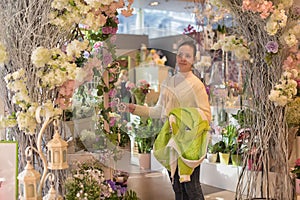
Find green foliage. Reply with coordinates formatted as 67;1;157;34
214;141;229;153
123;190;141;200
134;118;162;153
207;143;220;154
231;108;253;128
222;124;238;148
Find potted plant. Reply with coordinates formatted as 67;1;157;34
133;118;161;169
229;143;244;166
218;125;238;165
215;140;230;165
207;143;219;163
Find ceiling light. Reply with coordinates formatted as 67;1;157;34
149;1;160;6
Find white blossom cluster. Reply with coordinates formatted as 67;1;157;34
212;35;251;61
268;69;298;106
31;39;89;89
265;8;287;36
49;0;133;31
71;168;113;199
281;23;300;47
2;65;63;134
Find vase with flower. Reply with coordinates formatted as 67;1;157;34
129;79;151;105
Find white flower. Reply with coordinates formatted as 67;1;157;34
16;110;37;135
266;21;279;36
31;47;52;68
66;39;89;58
283;33;298;47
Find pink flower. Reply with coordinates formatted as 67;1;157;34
125;82;135;90
109;117;117;127
108;89;117;97
94;41;103;49
103;53;113;66
296;158;300;167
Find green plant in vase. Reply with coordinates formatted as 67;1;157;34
229;143;245;166
207;143;220;163
130;79;151;105
133;117;162;154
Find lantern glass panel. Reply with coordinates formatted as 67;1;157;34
20;183;24;197
48;150;51;163
54;151;59;163
63;150;66;162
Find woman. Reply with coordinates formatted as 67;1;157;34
127;41;211;200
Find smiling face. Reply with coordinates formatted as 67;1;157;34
176;44;196;73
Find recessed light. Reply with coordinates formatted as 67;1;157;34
149;1;160;6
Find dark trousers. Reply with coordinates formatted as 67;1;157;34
169;165;205;200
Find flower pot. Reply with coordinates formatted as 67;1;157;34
219;152;230;165
296;178;300;195
231;154;242;166
207;153;218;163
138;153;151;170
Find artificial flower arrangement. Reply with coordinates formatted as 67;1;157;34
234;0;300;107
65;160;139;200
212;35;251;61
268;47;300;106
126;79;150;105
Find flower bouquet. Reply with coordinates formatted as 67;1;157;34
128;80;150;105
65;161;139;200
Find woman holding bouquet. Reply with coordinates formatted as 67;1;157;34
127;40;211;200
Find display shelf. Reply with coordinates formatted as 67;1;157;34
200;160;242;192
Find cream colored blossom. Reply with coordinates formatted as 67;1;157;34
268;90;288;106
31;47;52;68
281;0;293;8
284;33;298;47
16;109;37;135
266;8;287;35
51;0;70;10
66;40;89;58
266;21;279;35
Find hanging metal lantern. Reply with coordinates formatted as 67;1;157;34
43;173;63;200
47;120;68;170
18;147;41;200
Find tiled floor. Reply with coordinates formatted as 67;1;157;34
114;150;235;200
127;170;235;200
